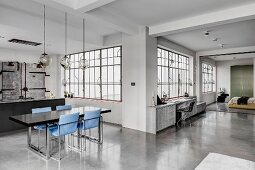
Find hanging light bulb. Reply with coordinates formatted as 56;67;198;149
60;12;71;70
39;4;51;68
60;55;70;70
79;55;89;70
39;53;52;67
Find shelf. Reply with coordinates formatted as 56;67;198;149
29;72;46;74
1;89;15;91
0;70;15;75
28;88;46;90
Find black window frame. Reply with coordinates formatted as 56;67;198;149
65;46;122;102
157;47;191;99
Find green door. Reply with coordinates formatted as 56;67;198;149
231;65;253;98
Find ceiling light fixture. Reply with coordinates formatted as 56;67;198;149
204;30;210;37
220;44;224;48
0;36;5;39
212;38;218;42
39;4;52;68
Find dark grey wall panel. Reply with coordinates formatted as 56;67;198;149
0;98;65;133
0;62;47;100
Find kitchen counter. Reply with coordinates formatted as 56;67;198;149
0;98;65;104
0;98;65;133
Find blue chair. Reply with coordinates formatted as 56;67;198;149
56;104;72;111
49;112;80;160
32;107;52;151
78;109;102;150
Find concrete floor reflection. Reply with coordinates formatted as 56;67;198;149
0;111;254;170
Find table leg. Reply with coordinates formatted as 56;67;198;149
27;127;31;147
46;125;50;159
98;116;103;144
77;129;80;149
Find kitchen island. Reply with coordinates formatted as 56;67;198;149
0;98;65;133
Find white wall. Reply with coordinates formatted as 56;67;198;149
157;37;196;57
217;58;254;101
122;27;147;132
0;47;61;97
66;98;122;124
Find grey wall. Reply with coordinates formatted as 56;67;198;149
0;62;46;100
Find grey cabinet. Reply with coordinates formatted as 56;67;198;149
156;104;176;132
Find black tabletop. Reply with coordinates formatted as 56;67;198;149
9;106;111;127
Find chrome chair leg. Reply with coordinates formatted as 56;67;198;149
58;136;61;160
101;116;103;144
84;130;86;151
80;131;82;152
38;130;40;150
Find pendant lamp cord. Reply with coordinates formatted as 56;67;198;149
65;12;67;56
83;18;85;58
43;4;46;55
82;18;85;98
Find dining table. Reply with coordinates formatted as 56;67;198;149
9;106;111;159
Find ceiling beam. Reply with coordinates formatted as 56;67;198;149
31;0;138;35
149;3;255;37
76;0;118;12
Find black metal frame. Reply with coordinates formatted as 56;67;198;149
157;47;191;99
202;62;216;93
66;46;122;101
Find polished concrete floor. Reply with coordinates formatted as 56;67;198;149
0;111;255;170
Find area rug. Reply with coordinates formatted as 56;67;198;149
195;153;255;170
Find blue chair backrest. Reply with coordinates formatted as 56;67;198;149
32;107;52;115
56;104;72;111
83;109;101;130
58;112;80;136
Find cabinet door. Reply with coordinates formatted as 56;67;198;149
231;65;253;98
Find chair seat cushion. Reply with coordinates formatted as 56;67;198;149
49;124;77;137
78;122;98;130
34;123;57;130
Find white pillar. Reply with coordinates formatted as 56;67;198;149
122;27;157;132
253;58;255;97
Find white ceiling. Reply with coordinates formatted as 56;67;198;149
0;0;119;55
164;20;255;52
1;0;255;55
89;0;255;26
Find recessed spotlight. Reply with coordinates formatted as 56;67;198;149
212;38;218;42
204;30;210;37
219;44;224;48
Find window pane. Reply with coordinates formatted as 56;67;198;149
114;65;121;83
102;85;107;100
102;67;107;83
108;66;114;84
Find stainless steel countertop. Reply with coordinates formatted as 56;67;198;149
0;98;65;104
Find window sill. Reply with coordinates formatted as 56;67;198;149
202;92;216;94
65;97;122;103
